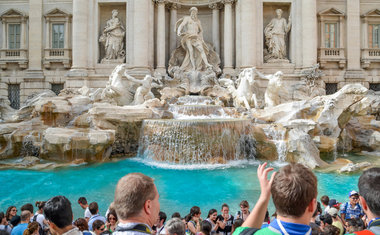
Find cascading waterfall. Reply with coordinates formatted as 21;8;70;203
262;125;287;161
138;96;257;164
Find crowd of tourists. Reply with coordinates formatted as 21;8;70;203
1;163;379;235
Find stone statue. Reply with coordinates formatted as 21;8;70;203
264;9;291;62
99;9;126;63
255;70;286;107
101;64;133;105
124;73;160;105
176;7;212;71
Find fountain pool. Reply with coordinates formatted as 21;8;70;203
0;155;365;219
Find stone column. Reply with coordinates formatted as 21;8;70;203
169;3;178;54
64;17;69;49
28;0;43;71
45;19;50;49
21;17;27;49
238;0;255;68
339;16;344;48
223;0;235;75
155;0;166;74
209;3;221;55
345;0;363;78
70;0;88;72
2;19;6;49
363;18;368;48
302;0;317;67
320;19;325;48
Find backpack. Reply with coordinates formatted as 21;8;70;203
238;228;259;235
33;214;45;235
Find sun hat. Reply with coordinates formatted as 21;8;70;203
327;207;338;217
349;190;359;197
328;199;337;207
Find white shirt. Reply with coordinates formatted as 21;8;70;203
85;207;92;219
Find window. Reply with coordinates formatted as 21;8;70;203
8;84;20;109
369;83;380;91
326;83;338;95
369;24;380;48
325;23;338;48
8;24;21;49
52;23;64;48
51;83;64;95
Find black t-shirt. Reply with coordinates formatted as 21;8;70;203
216;215;234;235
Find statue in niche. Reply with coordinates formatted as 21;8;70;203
124;73;162;105
99;9;126;63
176;7;212;71
264;9;291;63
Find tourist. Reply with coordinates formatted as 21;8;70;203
321;224;340;235
327;208;344;235
355;167;380;234
112;173;160;235
88;202;106;231
340;190;364;224
156;212;167;235
320;195;330;215
20;205;33;215
199;221;211;235
171;213;181;219
260;211;270;229
231;219;242;234
165;218;185;235
74;218;92;235
216;204;234;235
5;207;17;225
233;163;317;235
0;212;12;234
205;209;219;235
319;214;333;232
309;205;320;232
32;201;48;235
106;210;118;233
93;220;106;235
11;211;30;235
78;197;92;222
186;207;201;235
235;201;250;222
44;195;81;235
22;222;39;235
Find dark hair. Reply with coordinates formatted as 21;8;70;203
107;210;118;223
347;218;364;231
358;167;380;216
311;225;321;235
233;218;243;228
35;201;46;210
0;230;8;235
264;210;270;223
0;212;4;220
271;163;317;217
23;221;39;235
92;220;105;231
74;218;89;231
171;212;181;218
44;195;73;229
312;202;321;217
5;206;16;220
200;220;211;235
221;203;229;210
320;195;329;206
10;215;21;227
239;200;249;208
207;209;217;220
319;214;332;225
89;202;99;215
21;204;33;214
78;197;88;205
159;211;167;223
321;224;339;235
190;206;201;217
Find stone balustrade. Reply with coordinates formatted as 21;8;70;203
361;48;380;69
318;48;346;69
43;48;72;69
0;49;28;70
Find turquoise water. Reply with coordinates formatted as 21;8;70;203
0;157;363;219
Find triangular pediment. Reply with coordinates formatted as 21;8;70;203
1;8;26;18
318;7;345;16
362;9;380;17
45;8;71;17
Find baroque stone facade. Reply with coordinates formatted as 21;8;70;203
0;0;379;106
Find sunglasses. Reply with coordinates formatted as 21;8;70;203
11;209;17;212
109;217;116;221
351;197;359;200
99;226;105;231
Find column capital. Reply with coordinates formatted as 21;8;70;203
154;0;167;5
209;3;222;10
170;3;180;10
221;0;236;5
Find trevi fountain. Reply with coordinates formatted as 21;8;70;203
0;5;379;217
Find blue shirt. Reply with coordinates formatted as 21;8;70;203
11;223;28;235
88;214;107;231
340;202;364;219
268;219;311;235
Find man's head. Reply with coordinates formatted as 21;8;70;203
189;7;198;19
92;220;105;235
327;207;338;219
239;200;249;214
271;163;318;219
275;9;283;18
348;190;360;206
320;195;329;207
78;197;88;209
114;173;159;227
21;203;33;214
157;211;167;227
20;210;31;223
44;196;73;230
165;218;185;235
89;202;99;215
319;214;332;229
358;167;380;217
